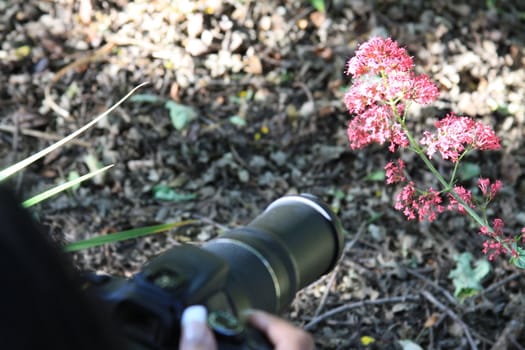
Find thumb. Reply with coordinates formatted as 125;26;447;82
179;305;217;350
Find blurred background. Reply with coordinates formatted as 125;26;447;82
1;0;525;348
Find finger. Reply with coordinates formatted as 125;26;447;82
179;305;217;350
246;310;314;350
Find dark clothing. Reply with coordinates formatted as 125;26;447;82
0;186;121;349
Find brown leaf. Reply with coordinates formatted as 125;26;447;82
424;313;441;328
170;82;180;102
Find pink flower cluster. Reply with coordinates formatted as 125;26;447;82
420;113;501;162
344;37;524;264
345;37;439;152
478;177;502;201
479;219;517;261
394;182;444;222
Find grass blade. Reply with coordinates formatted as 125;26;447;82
22;164;114;208
0;82;148;182
64;220;198;252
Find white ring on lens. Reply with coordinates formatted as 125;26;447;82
211;238;282;311
264;195;332;221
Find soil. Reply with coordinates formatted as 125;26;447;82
1;0;525;349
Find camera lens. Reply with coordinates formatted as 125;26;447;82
203;194;344;314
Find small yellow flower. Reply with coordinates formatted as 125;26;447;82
360;335;376;346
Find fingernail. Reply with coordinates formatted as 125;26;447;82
181;305;208;342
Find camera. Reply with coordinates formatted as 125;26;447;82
85;194;344;349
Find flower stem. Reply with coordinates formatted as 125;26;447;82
392;106;488;230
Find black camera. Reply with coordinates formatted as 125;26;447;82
85;194;344;349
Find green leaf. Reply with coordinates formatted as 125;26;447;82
458;162;481;181
129;93;164;104
309;0;326;12
165;101;197;131
448;252;491;301
22;165;114;208
64;220;197;252
509;245;525;269
363;170;385;182
229;115;247;127
67;171;81;191
367;211;384;224
153;185;197;202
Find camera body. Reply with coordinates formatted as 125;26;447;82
85;195;344;350
86;245;272;349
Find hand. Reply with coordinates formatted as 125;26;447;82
245;310;314;350
178;306;314;350
179;305;217;350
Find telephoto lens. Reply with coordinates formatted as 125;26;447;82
203;194;344;314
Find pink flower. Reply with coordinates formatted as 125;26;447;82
395;182;417;220
482;240;505;261
478;218;517;261
346;105;408;151
344;38;439;153
394;182;444;222
478;178;502;200
342;37;525;266
416;188;444;222
344;77;383;114
346;37;413;78
419;113;501;162
447;186;474;214
410;75;440;104
385;159;406;184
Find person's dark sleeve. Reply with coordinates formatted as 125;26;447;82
0;185;123;349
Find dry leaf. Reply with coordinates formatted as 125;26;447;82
423;313;440;328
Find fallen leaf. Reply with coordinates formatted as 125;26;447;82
165;101;197;131
448;252;490;301
423;313;440;328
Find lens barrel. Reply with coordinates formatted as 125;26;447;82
203;194;344;314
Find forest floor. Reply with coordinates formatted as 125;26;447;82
1;0;525;349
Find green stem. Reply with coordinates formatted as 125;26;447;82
381;76;518;257
388;101;488;229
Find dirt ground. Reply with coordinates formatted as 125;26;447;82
1;0;525;349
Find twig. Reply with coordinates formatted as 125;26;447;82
304;295;420;330
44;42;115;119
481;271;523;296
509;336;525;350
490;294;525;350
491;319;525;350
312;222;366;318
192;215;229;232
0;125;91;147
420;290;478;350
407;268;459;307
